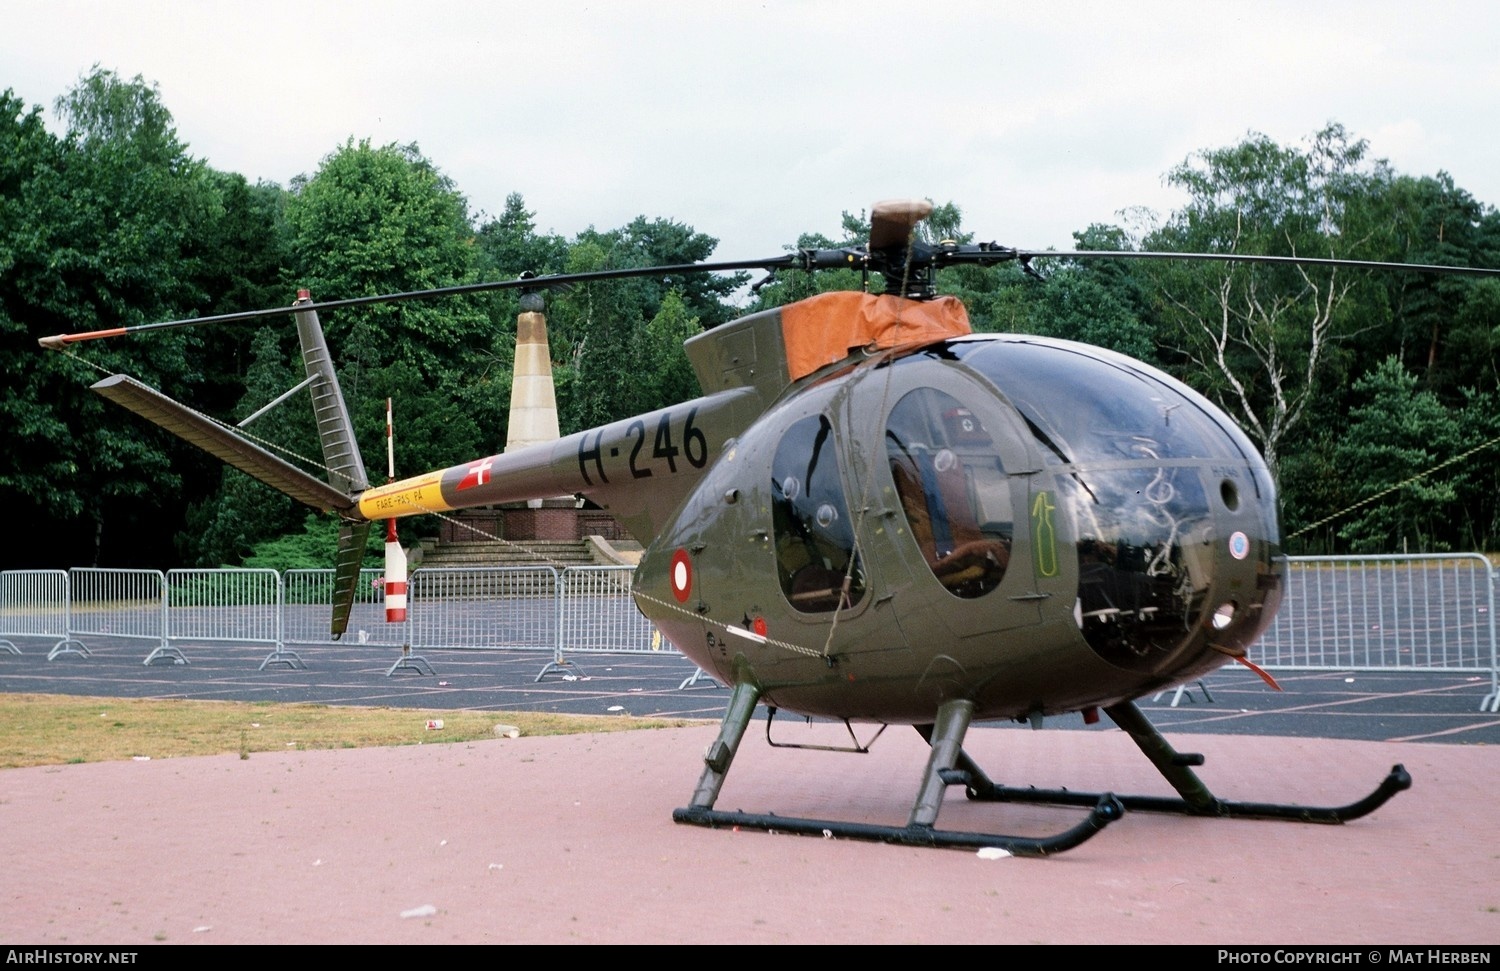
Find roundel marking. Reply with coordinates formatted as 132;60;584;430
1228;531;1250;560
670;549;692;602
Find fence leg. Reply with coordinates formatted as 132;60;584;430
259;645;306;671
387;643;434;677
1151;679;1212;707
679;666;725;690
47;638;91;661
535;656;586;682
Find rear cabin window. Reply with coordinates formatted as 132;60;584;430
772;414;866;613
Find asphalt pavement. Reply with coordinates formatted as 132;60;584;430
2;632;1498;745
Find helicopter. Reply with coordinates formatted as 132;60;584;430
42;198;1494;855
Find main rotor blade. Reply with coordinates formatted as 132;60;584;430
1009;249;1500;278
37;256;799;348
36;231;1500;352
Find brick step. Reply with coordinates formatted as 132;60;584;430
415;539;599;570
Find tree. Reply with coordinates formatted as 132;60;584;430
634;290;703;406
1452;387;1500;551
477;192;569;279
1375;173;1500;396
0;88;74;559
1024;269;1158;361
474;192;569;330
179;326;315;566
0;71;252;567
1142;124;1393;481
547;216;738;431
744;204;925;312
1332;357;1463;552
281;139;498;477
614;215;743;328
549;234;654;430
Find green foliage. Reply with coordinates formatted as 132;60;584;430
549;217;735;430
636;290;703;404
1374;173;1500;397
284;139;487;364
1333;357;1463;552
282;139;499;479
1142;124;1394;479
0;70;267;567
746;218;880;311
179;327;312;566
478;193;569;276
1453;387;1500;550
240;513;379;571
1023;270;1158;361
474;192;569;326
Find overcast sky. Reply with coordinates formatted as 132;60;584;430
6;1;1498;266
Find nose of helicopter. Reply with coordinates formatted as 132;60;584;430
956;336;1286;684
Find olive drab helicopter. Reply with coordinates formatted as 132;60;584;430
41;199;1496;855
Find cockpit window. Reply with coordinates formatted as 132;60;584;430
958;340;1236;465
1059;468;1212;670
772;415;866;613
886;388;1012;598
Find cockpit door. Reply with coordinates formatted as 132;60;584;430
847;357;1048;639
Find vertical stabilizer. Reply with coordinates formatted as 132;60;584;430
293;291;369;495
292;289;371;638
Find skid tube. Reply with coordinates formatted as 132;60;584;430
672;684;1124;856
950;700;1411;824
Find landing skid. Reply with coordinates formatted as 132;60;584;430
672;688;1411;855
953;700;1411;824
672;683;1123;856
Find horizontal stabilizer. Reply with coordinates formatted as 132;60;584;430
92;374;356;514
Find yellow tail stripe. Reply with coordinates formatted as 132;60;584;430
358;473;452;519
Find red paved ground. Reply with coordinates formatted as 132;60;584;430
2;724;1496;944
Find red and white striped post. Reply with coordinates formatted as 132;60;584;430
383;397;407;622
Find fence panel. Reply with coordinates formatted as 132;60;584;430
0;570;71;655
66;568;168;663
11;553;1490;700
283;568;406;647
166;568;287;668
1258;554;1496;685
408;567;559;655
559;566;655;654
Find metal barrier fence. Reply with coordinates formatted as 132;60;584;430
283;567;401;649
166;568;287;670
1259;554;1496;671
8;556;1496;706
67;567;168;663
408;567;561;679
1258;553;1499;713
552;565;663;681
280;566;646;681
558;566;655;654
0;570;71;656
